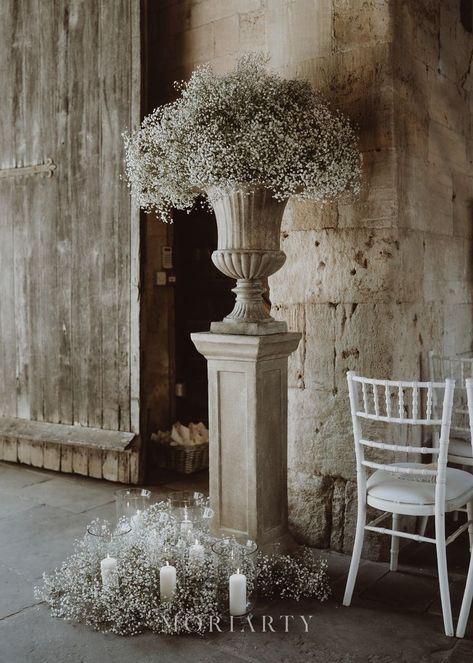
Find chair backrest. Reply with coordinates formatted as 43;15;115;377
428;351;473;440
347;371;455;497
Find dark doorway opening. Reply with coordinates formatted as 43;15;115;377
173;207;233;426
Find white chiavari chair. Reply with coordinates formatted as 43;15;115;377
343;372;473;637
429;351;473;468
456;377;473;638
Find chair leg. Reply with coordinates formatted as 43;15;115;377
467;501;473;552
418;515;429;537
343;502;366;607
390;513;400;572
435;512;454;637
456;543;473;638
453;510;459;523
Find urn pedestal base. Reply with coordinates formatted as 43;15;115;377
191;331;301;553
210;251;287;335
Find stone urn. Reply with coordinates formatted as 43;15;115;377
207;186;288;335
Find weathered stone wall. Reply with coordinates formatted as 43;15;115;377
394;1;473;361
153;0;473;558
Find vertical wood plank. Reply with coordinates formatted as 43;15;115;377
129;0;142;435
116;0;133;432
83;1;103;429
13;187;31;421
17;439;32;465
23;0;43;423
130;451;140;484
0;183;17;418
28;176;43;422
118;451;130;484
72;447;88;476
3;438;18;463
38;0;60;424
60;444;73;473
56;0;73;426
88;448;103;479
69;1;89;428
100;0;120;432
43;442;60;471
102;450;119;482
30;442;44;468
0;4;17;420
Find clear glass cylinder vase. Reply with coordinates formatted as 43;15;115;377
167;491;211;539
212;536;258;621
115;488;151;524
86;519;132;558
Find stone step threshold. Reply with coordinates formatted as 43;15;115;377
0;416;139;484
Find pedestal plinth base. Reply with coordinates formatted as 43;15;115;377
210;319;287;336
191;332;301;552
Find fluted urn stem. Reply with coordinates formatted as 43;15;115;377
229;278;267;322
207;186;288;335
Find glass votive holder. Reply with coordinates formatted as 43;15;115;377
212;536;258;621
86;519;132;557
167;491;207;536
115;488;151;524
167;491;204;516
174;505;214;541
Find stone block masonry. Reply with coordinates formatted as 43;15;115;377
154;0;473;560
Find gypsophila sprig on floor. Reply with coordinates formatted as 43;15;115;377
123;53;362;223
257;548;331;602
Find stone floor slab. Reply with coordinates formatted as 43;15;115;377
0;606;245;663
0;487;43;519
0;502;115;582
0;462;53;489
428;578;468;618
325;550;352;581
361;570;439;612
448;639;473;662
19;475;117;513
331;558;389;600
0;563;40;620
205;599;458;663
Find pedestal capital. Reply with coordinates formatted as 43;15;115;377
191;331;301;362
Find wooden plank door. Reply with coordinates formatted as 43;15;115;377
0;1;141;454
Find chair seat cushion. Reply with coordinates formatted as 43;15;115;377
449;436;473;459
367;463;473;507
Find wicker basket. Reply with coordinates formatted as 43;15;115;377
156;442;209;475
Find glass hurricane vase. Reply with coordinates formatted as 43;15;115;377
212;536;258;622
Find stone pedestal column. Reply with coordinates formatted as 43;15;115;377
191;331;301;552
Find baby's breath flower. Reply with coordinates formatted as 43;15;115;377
123;53;362;223
35;504;331;636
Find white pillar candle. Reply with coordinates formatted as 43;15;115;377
229;568;247;616
160;561;177;601
100;555;118;590
189;539;205;563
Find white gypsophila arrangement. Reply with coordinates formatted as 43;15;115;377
124;53;362;223
35;503;331;636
